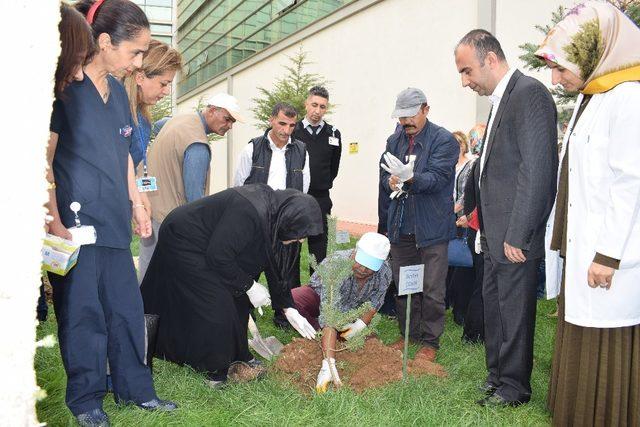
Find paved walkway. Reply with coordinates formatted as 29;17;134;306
337;220;376;238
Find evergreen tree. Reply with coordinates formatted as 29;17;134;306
310;217;380;351
251;47;330;129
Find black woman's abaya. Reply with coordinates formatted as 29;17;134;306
141;184;322;376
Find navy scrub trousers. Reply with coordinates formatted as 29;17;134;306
50;247;156;415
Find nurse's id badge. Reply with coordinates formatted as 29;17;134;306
328;136;339;146
136;176;158;192
68;225;97;245
68;202;97;245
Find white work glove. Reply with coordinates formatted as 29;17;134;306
316;358;341;393
284;307;316;339
339;319;367;340
389;185;406;200
246;281;271;315
380;152;415;182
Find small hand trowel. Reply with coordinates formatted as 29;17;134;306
247;315;284;360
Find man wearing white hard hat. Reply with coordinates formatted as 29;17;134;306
138;93;245;281
290;232;392;393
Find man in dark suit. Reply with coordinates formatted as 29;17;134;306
454;29;558;406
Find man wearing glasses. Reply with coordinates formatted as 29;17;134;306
139;93;244;281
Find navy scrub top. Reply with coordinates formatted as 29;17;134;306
51;74;133;249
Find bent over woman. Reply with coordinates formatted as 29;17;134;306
141;184;323;386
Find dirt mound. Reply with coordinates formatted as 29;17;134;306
273;337;447;393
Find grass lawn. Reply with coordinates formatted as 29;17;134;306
36;239;558;426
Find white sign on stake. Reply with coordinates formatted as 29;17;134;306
398;263;425;380
398;264;424;296
336;230;350;244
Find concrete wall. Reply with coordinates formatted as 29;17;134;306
178;0;574;225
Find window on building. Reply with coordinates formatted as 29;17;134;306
177;0;354;97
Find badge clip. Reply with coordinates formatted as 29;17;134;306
67;202;97;245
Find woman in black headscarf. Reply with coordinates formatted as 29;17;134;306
141;184;323;385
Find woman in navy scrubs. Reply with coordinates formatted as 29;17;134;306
47;1;175;425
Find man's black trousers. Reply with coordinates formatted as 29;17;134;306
482;252;540;403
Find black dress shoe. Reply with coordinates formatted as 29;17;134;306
137;398;178;411
478;381;498;395
476;393;526;408
76;408;110;427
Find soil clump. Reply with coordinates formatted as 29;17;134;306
273;337;447;393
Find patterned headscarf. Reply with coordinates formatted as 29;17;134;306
535;1;640;94
468;123;486;156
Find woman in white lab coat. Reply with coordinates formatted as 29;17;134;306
536;2;640;425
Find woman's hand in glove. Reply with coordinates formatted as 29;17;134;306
339;319;367;340
316;358;341;393
284;307;316;339
246;281;271;315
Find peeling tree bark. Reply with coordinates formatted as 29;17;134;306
0;2;60;425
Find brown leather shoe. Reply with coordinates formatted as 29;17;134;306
228;361;266;383
415;346;437;362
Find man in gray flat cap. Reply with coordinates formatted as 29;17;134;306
379;88;458;362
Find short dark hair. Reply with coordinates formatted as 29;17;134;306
271;102;297;118
308;85;329;100
76;0;149;45
456;29;506;63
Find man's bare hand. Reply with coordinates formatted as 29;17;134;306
504;242;526;263
389;175;402;191
587;262;615;290
454;203;463;214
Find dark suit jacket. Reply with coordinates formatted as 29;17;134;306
475;70;558;263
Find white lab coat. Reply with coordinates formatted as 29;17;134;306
545;82;640;328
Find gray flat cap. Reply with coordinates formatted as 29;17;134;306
391;87;428;118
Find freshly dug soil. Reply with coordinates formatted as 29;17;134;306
273;337;447;393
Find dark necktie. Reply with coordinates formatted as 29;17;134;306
309;125;319;135
407;136;415;157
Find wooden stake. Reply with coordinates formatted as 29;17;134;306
402;293;411;380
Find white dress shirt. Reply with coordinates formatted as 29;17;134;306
234;132;310;193
302;117;325;135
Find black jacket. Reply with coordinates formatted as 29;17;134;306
475;70;558;262
243;129;307;192
292;121;341;195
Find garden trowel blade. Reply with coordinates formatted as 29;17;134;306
247;315;283;360
248;336;283;360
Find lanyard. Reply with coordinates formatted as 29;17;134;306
136;119;150;177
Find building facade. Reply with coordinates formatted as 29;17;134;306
175;0;573;225
134;0;174;44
